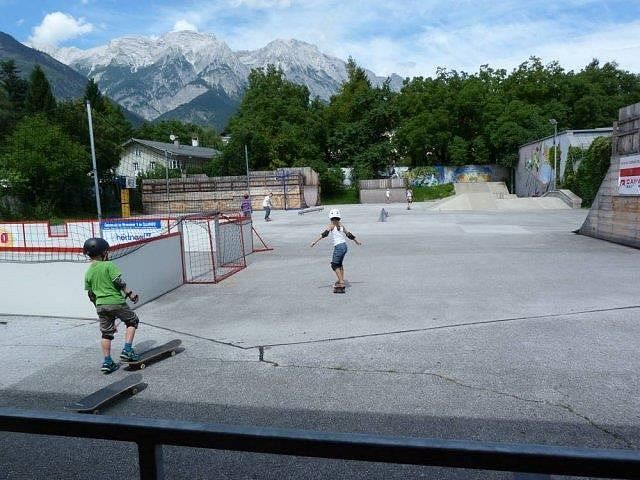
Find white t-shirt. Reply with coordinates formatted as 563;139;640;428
385;190;390;198
406;190;413;199
262;195;272;208
331;225;347;246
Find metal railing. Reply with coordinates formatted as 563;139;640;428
2;407;640;479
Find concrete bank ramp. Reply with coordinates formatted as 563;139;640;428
434;182;570;211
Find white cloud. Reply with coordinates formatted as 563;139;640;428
28;12;93;47
173;19;198;32
228;0;292;7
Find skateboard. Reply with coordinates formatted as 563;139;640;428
64;373;143;414
333;282;346;294
123;339;182;370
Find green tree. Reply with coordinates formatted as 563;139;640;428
0;59;28;111
84;78;105;112
135;119;222;149
24;65;56;116
325;59;397;179
568;60;640;129
54;100;128;177
0;114;90;217
448;136;470;165
222;65;323;175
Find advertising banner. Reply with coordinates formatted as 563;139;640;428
100;219;165;244
618;154;640;195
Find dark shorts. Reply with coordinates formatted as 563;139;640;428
97;303;139;335
331;242;348;267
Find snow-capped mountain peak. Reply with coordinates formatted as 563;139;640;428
35;31;401;126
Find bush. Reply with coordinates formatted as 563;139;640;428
411;183;455;201
573;136;611;206
323;187;359;205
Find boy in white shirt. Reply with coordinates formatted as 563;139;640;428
310;209;362;291
262;192;273;221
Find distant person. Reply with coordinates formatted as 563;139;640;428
83;238;140;374
385;189;391;203
241;194;252;218
262;192;273;221
310;209;362;292
406;188;413;209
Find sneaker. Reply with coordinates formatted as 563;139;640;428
120;348;139;362
101;359;119;374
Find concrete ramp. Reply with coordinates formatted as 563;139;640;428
433;193;497;211
434;182;570;211
496;197;570;210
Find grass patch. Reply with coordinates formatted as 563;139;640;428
321;184;454;204
322;187;359;205
411;183;455;201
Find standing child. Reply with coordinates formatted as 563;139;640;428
406;187;413;209
310;209;362;291
385;189;391;203
262;192;273;221
241;194;252;218
83;237;140;373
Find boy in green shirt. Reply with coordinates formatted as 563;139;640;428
83;237;141;373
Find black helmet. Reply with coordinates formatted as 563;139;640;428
83;237;110;257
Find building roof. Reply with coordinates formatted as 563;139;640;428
124;138;220;158
519;127;613;149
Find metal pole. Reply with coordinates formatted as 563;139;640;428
282;173;287;211
86;101;103;237
164;150;170;218
244;144;250;195
553;123;558;191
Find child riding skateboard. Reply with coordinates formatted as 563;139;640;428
83;237;141;373
310;209;362;292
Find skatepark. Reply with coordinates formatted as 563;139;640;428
3;200;640;479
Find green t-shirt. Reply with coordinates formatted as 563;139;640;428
84;260;125;306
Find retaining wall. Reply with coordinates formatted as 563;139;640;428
0;234;184;318
579;102;640;248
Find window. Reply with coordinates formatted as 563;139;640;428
133;162;139;171
171;160;181;170
134;146;141;156
150;161;156;169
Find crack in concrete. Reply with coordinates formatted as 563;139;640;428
258;346;279;366
260;354;636;449
133;304;640;351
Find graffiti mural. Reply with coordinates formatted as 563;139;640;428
406;165;509;186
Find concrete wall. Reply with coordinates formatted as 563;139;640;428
359;188;407;204
516;128;613;197
0;234;184;318
580;103;640;247
515;127;613;197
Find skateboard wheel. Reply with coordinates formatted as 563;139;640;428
139;364;146;369
170;350;176;356
131;388;138;395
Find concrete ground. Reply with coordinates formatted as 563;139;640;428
2;203;640;479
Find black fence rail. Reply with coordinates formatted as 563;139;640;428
2;407;640;480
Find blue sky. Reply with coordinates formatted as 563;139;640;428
1;0;639;77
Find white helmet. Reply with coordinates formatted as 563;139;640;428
328;209;341;219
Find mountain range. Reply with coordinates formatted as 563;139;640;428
2;30;404;131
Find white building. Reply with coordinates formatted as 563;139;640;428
117;138;221;181
516;128;613;197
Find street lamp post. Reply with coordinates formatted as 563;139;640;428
549;119;558;191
